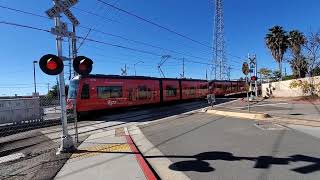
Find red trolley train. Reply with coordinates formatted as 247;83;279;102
67;74;245;114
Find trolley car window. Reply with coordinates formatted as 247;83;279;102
189;87;196;95
138;85;151;100
216;84;222;89
68;80;79;99
97;86;123;98
200;84;208;89
166;85;177;97
81;84;90;99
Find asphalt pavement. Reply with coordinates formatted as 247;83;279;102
140;112;320;180
1;99;230;180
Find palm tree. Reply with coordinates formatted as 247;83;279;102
288;30;307;78
259;68;272;82
288;30;305;56
265;26;289;80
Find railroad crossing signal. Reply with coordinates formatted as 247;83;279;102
39;54;64;75
73;56;93;76
46;0;79;26
242;62;249;75
251;76;258;81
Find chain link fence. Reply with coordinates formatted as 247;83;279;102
0;94;78;141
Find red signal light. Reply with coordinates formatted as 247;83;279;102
251;76;258;81
79;61;87;71
46;59;58;70
39;54;64;75
73;56;93;76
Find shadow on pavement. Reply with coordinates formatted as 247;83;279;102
146;151;320;174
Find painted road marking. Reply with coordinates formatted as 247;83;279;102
70;144;131;160
0;153;25;164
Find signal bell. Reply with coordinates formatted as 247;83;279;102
73;56;93;76
39;54;64;75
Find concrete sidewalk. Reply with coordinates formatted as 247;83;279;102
216;98;320;122
55;127;157;180
211;98;320;139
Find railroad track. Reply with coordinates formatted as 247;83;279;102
0;100;209;140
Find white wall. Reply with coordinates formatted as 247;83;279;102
262;76;320;98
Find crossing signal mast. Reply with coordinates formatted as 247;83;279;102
38;0;93;153
212;0;227;80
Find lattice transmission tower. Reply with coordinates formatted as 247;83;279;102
212;0;227;80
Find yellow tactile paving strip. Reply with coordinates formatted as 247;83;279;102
70;143;131;160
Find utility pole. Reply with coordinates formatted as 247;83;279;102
227;66;231;80
254;54;258;97
47;83;50;94
72;25;77;77
68;37;72;80
134;61;144;76
206;69;208;80
182;58;185;78
33;61;38;95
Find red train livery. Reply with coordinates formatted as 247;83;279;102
67;74;245;114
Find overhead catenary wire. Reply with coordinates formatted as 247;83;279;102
72;7;120;24
0;4;243;65
0;21;212;75
96;0;243;60
1;20;242;71
1;20;244;79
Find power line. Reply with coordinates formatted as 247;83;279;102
0;4;243;65
97;0;213;48
0;5;49;19
0;20;237;71
97;0;243;60
0;21;50;33
72;7;120;23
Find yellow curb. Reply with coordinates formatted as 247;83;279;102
206;109;271;120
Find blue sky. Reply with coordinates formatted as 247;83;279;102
0;0;320;96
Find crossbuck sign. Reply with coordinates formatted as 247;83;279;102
46;0;79;26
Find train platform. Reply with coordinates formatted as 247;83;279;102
54;127;157;180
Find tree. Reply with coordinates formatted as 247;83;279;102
271;70;282;81
288;30;307;78
311;66;320;76
288;30;305;57
47;84;59;99
259;68;272;82
265;26;289;80
289;56;308;78
304;32;320;76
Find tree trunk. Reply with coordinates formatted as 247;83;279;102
279;62;283;81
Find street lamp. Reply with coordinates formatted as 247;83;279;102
33;60;38;95
134;61;144;76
